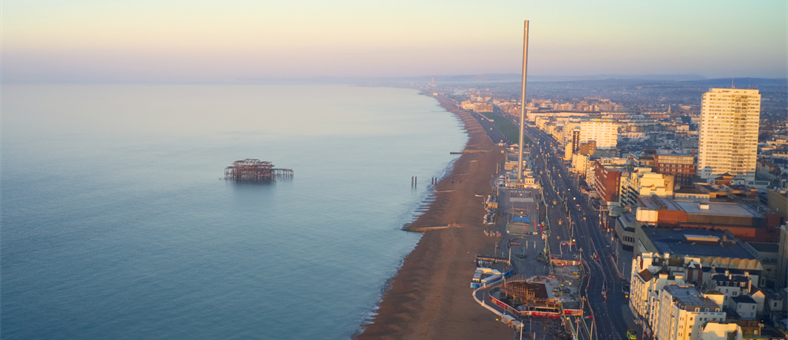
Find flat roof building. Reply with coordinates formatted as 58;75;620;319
637;227;759;262
634;227;763;286
635;196;781;242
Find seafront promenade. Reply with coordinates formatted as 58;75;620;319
357;94;595;340
355;95;512;340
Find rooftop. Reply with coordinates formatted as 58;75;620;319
638;269;653;281
712;274;750;283
638;196;764;218
703;268;745;275
664;285;723;311
674;201;762;217
748;242;780;253
675;187;706;194
618;212;637;231
731;295;757;304
642;228;757;260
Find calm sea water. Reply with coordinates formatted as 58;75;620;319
1;84;467;339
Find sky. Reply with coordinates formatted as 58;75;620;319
3;0;787;82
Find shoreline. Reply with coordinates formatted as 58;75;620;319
355;94;511;340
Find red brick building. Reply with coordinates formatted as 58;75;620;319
653;154;696;186
593;160;622;203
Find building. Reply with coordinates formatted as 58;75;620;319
635;196;782;243
564;143;573;161
655;154;696;186
580;118;618;149
730;295;757;320
560;122;581;146
710;274;752;308
767;189;788;222
700;322;743;340
571;129;581;153
616;212;638;249
571;152;589;175
778;225;788;289
474;102;493;112
674;187;711;201
697;88;761;182
633;227;763;287
630;252;687;329
579;141;597;156
619;167;675;207
748;242;781;290
656;284;726;340
594;160;623;204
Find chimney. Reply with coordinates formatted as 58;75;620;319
722;234;727;242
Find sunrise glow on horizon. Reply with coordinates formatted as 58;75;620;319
3;0;786;82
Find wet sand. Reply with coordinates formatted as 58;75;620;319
355;95;512;340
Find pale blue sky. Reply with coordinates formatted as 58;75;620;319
3;0;786;82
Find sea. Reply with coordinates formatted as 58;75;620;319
1;84;468;339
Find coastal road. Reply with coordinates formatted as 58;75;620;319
469;111;508;145
526;126;630;340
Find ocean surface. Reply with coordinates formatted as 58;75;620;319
1;84;467;339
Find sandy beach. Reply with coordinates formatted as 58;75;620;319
356;95;511;340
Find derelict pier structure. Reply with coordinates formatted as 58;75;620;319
224;159;293;182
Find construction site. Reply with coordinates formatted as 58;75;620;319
224;159;293;182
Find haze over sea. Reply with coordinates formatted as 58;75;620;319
1;84;467;339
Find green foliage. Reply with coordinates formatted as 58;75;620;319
480;112;531;145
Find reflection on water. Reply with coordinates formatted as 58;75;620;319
1;83;465;340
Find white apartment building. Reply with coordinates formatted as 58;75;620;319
730;296;757;319
709;274;751;308
697;88;760;182
656;284;726;340
580;119;618;149
619;168;675;206
629;252;687;330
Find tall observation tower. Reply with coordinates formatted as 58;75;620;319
518;20;530;182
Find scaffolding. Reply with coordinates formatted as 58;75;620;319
224;159;293;182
